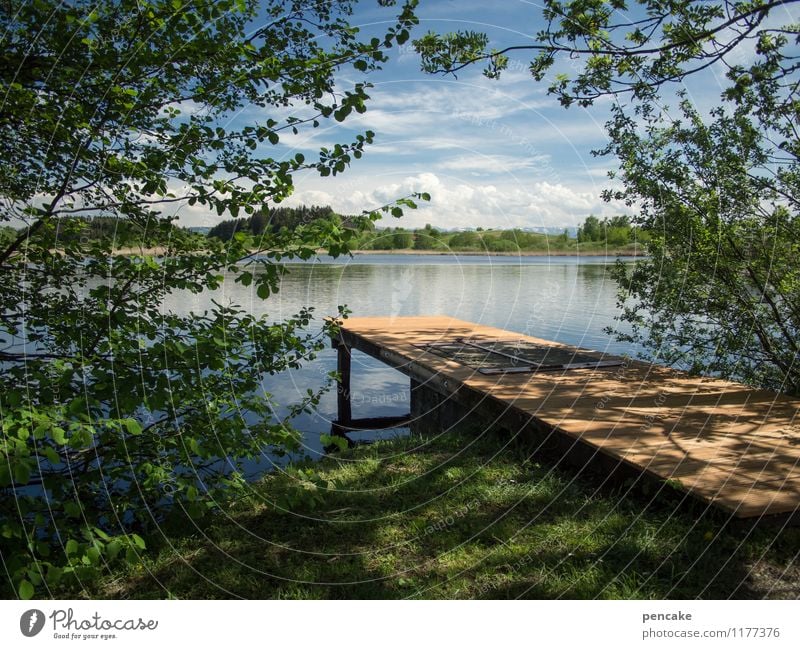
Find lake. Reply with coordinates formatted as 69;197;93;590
164;254;640;470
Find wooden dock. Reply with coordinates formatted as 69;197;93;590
331;315;800;520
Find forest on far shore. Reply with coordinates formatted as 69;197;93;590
0;208;643;254
206;206;645;252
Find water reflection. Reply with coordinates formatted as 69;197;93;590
159;256;636;469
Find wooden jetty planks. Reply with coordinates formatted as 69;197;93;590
332;315;800;518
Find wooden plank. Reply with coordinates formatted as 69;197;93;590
331;316;800;519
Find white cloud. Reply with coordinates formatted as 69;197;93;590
283;172;626;229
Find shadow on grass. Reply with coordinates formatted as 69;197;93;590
95;427;800;599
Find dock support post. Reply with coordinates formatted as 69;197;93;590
327;336;412;446
336;341;352;428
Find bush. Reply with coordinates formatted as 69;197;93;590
448;231;482;249
487;238;519;252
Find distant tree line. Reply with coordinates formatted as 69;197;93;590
2;210;644;253
352;221;637;252
203;206;644;252
207;205;335;241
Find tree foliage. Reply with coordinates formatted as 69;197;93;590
207;205;337;241
0;0;423;598
417;1;800;393
577;215;636;245
412;223;443;250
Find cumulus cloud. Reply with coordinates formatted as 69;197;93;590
282;172;625;230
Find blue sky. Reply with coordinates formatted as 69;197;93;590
176;0;754;230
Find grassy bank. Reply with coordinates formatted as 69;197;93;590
70;428;798;599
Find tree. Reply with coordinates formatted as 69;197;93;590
448;231;481;249
577;215;603;242
416;1;800;394
412;223;441;249
392;229;414;249
206;205;339;241
249;209;268;236
577;215;632;245
0;0;422;598
486;238;519;253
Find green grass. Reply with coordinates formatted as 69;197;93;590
70;428;799;599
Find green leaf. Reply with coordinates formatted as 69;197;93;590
18;579;34;600
13;462;30;485
43;446;60;463
86;546;101;565
107;540;122;560
122;419;142;435
93;528;111;541
320;434;349;452
65;539;79;556
51;426;67;445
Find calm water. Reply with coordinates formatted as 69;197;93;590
164;254;639;469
